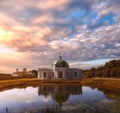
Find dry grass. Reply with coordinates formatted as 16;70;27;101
0;78;81;91
81;77;120;92
0;78;120;92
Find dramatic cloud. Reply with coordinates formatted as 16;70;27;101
0;0;119;73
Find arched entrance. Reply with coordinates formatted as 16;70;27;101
58;71;63;78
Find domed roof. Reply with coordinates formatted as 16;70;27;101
53;56;69;68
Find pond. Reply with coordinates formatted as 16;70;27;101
0;85;120;113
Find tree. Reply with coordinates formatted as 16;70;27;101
32;70;38;77
110;68;117;77
83;59;120;78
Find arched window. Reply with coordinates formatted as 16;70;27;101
53;72;54;77
66;72;69;77
43;72;46;78
74;72;77;77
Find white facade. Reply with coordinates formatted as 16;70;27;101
38;68;53;79
38;56;82;79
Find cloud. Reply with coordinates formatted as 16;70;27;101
0;0;119;73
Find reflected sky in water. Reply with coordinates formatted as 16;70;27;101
0;85;117;113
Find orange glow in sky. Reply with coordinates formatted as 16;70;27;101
0;0;119;73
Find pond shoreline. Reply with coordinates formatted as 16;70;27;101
0;78;120;92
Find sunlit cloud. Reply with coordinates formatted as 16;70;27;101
0;0;119;73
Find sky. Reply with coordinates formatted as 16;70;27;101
0;0;120;73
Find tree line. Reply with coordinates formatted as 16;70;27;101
83;59;120;78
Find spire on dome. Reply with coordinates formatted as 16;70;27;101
53;45;69;68
58;44;63;60
59;49;62;60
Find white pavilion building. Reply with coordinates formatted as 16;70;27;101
38;55;82;79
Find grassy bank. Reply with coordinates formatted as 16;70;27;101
0;78;120;92
0;78;81;91
81;78;120;92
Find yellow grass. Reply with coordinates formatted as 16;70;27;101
0;78;81;91
0;78;120;92
81;77;120;92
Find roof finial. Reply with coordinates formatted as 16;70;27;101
59;49;62;60
58;44;62;60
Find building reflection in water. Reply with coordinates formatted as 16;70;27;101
37;85;120;113
38;85;82;107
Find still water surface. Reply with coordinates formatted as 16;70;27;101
0;85;120;113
